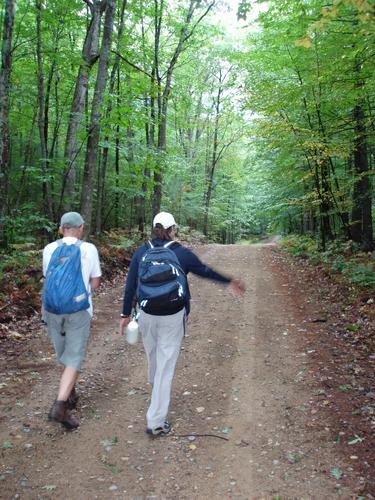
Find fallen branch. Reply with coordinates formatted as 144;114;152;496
174;433;229;441
0;302;11;312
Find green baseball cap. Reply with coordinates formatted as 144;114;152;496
60;212;85;227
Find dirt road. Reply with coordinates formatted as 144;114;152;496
0;243;359;498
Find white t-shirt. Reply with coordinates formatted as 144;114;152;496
43;237;102;317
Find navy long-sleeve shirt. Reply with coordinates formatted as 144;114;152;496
122;238;231;316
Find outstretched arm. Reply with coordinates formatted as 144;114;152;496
183;247;231;282
182;247;245;296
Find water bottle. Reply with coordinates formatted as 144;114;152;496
126;312;139;345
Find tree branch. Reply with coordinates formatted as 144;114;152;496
111;50;153;79
82;0;93;12
182;0;216;44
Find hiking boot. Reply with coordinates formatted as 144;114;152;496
67;387;79;410
48;400;79;430
146;421;171;437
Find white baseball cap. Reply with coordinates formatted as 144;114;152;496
153;212;177;229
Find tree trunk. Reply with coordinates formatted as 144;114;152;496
152;0;215;215
203;129;219;237
309;158;331;250
114;65;121;228
14;105;38;209
203;71;225;236
351;101;373;250
95;0;127;235
80;0;115;235
45;26;62;162
48;70;61;161
311;87;351;239
136;11;153;234
151;0;163;216
320;160;333;243
95;143;107;234
60;0;106;212
0;0;15;247
36;0;54;219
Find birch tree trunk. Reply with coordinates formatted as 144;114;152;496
80;0;115;235
0;0;15;247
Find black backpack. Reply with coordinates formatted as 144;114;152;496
136;241;187;311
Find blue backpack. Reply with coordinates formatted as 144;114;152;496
43;239;89;315
136;241;187;311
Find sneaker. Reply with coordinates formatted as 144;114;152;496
146;421;171;437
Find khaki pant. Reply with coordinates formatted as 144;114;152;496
139;308;185;429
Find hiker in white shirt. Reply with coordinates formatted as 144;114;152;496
42;212;101;429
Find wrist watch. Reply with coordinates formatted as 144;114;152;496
121;314;130;318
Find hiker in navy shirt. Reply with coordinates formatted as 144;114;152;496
119;212;245;436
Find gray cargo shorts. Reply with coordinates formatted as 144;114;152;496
44;310;91;370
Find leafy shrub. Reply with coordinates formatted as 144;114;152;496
2;210;55;246
281;235;375;289
99;229;141;250
344;264;375;287
0;247;42;319
332;255;346;273
177;225;207;244
281;235;319;259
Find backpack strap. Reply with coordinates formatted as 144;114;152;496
164;241;180;250
147;240;178;249
163;241;174;249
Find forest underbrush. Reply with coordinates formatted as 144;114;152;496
282;235;375;288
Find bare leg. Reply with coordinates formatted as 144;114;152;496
57;366;79;401
49;366;80;429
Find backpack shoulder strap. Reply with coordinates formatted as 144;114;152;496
147;240;154;249
163;240;176;249
164;241;180;250
74;239;83;248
